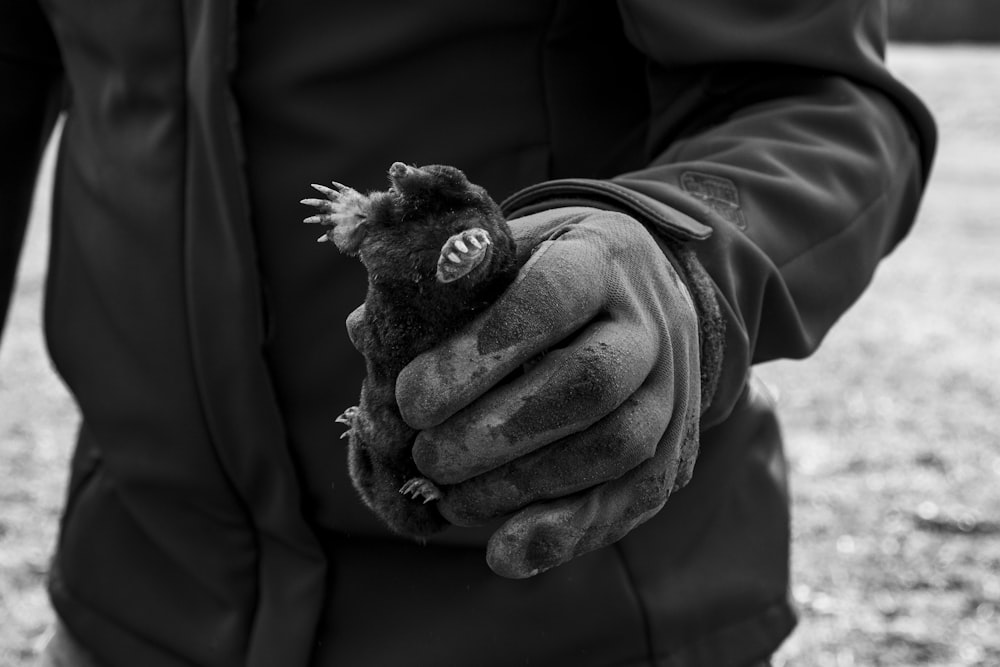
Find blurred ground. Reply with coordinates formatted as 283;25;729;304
762;46;1000;666
1;45;998;666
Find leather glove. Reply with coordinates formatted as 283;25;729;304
394;206;705;578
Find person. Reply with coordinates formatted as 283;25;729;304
1;1;935;666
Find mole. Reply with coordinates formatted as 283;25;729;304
302;162;520;537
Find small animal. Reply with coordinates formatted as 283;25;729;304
302;162;519;537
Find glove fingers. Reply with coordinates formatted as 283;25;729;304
484;393;697;579
396;237;609;430
485;466;669;579
411;319;657;485
437;377;673;527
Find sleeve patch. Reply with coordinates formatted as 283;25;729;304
680;171;747;230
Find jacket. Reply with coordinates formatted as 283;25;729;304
0;1;935;665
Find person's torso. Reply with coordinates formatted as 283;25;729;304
41;2;796;664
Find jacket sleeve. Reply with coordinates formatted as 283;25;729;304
503;0;936;426
0;0;64;343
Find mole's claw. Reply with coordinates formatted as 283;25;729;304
399;478;443;503
336;406;359;425
317;233;331;243
300;197;333;210
310;183;339;198
339;429;351;440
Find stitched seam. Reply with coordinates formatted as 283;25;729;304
613;543;657;666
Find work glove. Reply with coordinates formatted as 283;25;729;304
393;206;706;578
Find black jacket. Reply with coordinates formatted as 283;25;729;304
0;1;934;665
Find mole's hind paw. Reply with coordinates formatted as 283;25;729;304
436;228;492;283
399;477;443;504
336;406;359;440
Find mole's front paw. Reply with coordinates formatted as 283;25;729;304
301;183;369;253
399;477;443;504
436;228;492;283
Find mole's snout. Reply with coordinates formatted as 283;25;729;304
389;161;418;180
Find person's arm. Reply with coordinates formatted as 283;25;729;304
0;0;64;341
396;0;936;577
503;0;936;426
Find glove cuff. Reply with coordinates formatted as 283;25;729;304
501;178;712;243
658;241;725;417
501;179;725;417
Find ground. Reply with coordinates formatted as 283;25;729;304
762;46;1000;666
1;45;998;666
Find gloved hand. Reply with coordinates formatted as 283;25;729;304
393;206;705;578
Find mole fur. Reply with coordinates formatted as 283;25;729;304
303;162;520;537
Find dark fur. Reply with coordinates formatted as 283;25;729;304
306;163;519;536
